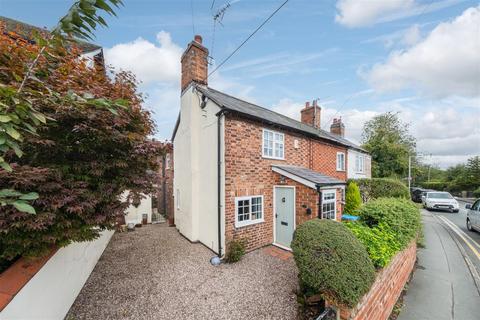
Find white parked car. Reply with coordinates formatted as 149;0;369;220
422;191;459;213
466;199;480;232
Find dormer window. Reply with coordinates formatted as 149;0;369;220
262;129;284;160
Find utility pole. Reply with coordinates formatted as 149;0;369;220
408;155;412;190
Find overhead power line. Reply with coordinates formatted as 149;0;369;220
208;0;290;78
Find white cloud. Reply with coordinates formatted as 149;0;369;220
104;31;183;85
335;0;465;27
364;6;480;98
401;24;421;46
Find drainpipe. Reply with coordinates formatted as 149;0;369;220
316;184;322;219
216;109;226;257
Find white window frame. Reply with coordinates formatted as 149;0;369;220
336;152;345;171
355;154;365;173
262;129;285;160
322;190;336;220
235;195;264;228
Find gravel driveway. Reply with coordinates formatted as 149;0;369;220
66;224;298;320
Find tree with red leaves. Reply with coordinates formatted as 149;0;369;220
0;2;164;264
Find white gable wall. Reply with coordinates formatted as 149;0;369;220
173;86;222;253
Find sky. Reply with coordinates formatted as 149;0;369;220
1;0;479;168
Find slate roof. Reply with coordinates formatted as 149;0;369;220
0;16;102;53
194;85;367;153
272;165;346;186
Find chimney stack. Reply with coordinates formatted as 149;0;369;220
330;118;345;137
300;100;321;129
181;35;209;92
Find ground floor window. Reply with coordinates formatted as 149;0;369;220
235;195;264;227
322;190;336;220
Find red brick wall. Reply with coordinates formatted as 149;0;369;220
224;114;347;251
156;147;174;225
334;241;417;320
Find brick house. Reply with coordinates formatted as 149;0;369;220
172;35;371;255
155;142;174;225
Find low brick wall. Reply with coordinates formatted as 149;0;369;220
337;241;417;320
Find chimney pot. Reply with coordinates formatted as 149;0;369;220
330;117;345;137
194;35;203;44
305;101;310;108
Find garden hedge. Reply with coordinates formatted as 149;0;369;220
345;222;401;268
291;219;375;308
357;198;421;249
353;178;409;202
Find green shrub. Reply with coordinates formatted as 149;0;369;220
473;187;480;198
345;222;401;268
345;181;362;214
224;239;246;263
291;219;375;308
353;178;409;202
358;198;421;249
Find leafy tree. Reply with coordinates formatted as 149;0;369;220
361;112;416;178
1;0;124;213
344;181;361;214
0;1;164;262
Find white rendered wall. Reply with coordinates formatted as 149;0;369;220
0;230;114;320
122;192;152;224
173;86;221;253
347;149;372;180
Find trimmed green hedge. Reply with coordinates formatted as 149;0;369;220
345;222;401;268
358;198;421;249
353;178;409;202
345;181;362;215
291;219;376;308
420;180;448;191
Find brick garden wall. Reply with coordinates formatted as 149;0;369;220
335;241;417;320
223;114;347;251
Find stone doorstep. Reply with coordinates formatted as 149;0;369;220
0;248;58;311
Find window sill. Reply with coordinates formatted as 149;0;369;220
262;155;285;161
336;169;346;172
235;219;264;229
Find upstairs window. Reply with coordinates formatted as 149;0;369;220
336;152;345;171
235;195;264;227
263;129;284;160
355;154;364;173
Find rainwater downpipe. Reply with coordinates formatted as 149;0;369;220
216;109;226;257
316;184;322;219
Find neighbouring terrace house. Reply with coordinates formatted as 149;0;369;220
172;35;371;256
0;16;105;68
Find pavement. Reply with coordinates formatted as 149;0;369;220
398;206;480;320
